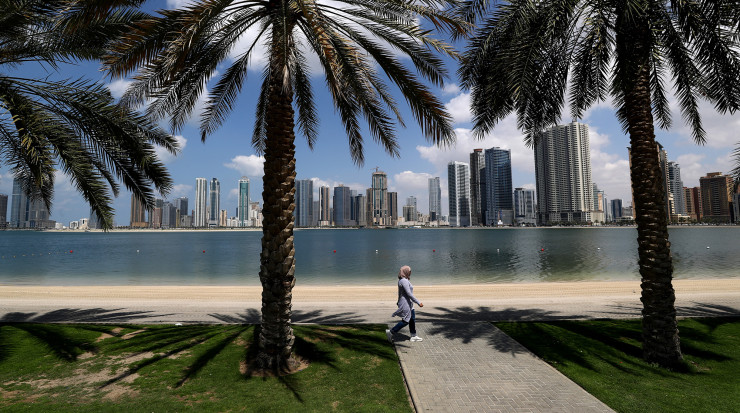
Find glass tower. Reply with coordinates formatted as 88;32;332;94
447;161;471;227
238;177;250;227
484;147;513;225
195;178;207;227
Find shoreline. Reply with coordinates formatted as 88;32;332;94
2;278;738;302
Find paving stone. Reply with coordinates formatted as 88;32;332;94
392;322;614;413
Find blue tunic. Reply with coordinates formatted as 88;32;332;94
392;278;421;322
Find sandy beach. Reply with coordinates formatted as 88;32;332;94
2;278;739;324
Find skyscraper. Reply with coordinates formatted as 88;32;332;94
611;199;623;222
10;178;26;228
684;187;701;221
513;188;536;225
428;177;441;222
469;149;485;226
295;179;314;227
448;161;471;227
333;185;353;226
209;178;221;227
403;196;418;223
130;194;146;227
592;183;606;223
387;191;398;226
354;193;367;226
238;177;250;227
534;122;593;224
484;147;513;225
700;172;733;223
318;186;330;225
0;193;8;229
194;178;207;227
371;169;388;226
667;162;685;216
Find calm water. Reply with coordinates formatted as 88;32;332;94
0;227;737;286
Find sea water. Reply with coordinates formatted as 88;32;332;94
0;227;737;286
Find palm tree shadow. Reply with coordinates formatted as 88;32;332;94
0;308;170;324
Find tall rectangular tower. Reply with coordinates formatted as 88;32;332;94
371;169;388;226
387;191;398;226
10;178;27;228
469;149;485;226
484;147;513;225
333;185;353;226
0;193;8;229
513;188;536;225
238;177;250;227
448;161;471;227
295;179;314;227
534;122;593;224
667;162;685;216
428;177;441;222
319;186;331;225
700;172;733;223
130;194;146;227
195;178;207;227
209;178;221;227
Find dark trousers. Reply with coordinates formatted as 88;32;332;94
390;309;416;335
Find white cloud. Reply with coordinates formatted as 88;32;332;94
445;92;472;125
389;170;435;213
442;84;461;95
224;154;265;177
228;188;239;200
169;184;193;198
166;0;192;8
155;135;187;163
106;79;132;99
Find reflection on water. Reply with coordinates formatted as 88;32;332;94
0;227;737;285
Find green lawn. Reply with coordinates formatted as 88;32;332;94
0;324;411;412
496;317;740;413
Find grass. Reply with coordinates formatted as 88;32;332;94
495;317;740;413
0;323;411;412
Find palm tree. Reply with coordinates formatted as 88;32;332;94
1;0;177;228
459;0;740;368
105;0;465;372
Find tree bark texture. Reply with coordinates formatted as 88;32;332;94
616;8;683;368
256;37;298;372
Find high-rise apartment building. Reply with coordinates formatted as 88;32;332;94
534;122;593;224
513;188;536;225
352;194;365;227
238;177;250;227
592;183;607;223
208;178;221;227
333;185;353;226
611;199;623;222
9;178;54;229
428;177;441;222
295;179;314;227
684;187;702;221
387;191;398;226
195;178;207;227
10;178;25;228
371;169;388;226
469;149;485;226
130;194;147;227
667;161;685;217
448;161;471;227
403;196;418;223
484;147;513;225
700;172;733;223
0;193;8;229
319;186;331;225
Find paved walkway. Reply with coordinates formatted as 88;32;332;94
392;322;614;412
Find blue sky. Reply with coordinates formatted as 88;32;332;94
1;0;738;226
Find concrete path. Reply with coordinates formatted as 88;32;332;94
392;322;613;412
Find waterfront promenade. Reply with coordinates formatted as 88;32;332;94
2;279;739;412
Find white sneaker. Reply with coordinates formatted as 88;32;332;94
385;329;393;342
410;336;423;342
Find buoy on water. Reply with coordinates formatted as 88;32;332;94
432;249;435;252
333;250;336;253
69;250;73;253
202;250;206;253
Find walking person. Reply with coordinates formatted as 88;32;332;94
387;265;424;342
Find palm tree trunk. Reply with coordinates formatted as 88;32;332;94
617;10;682;369
256;43;299;373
